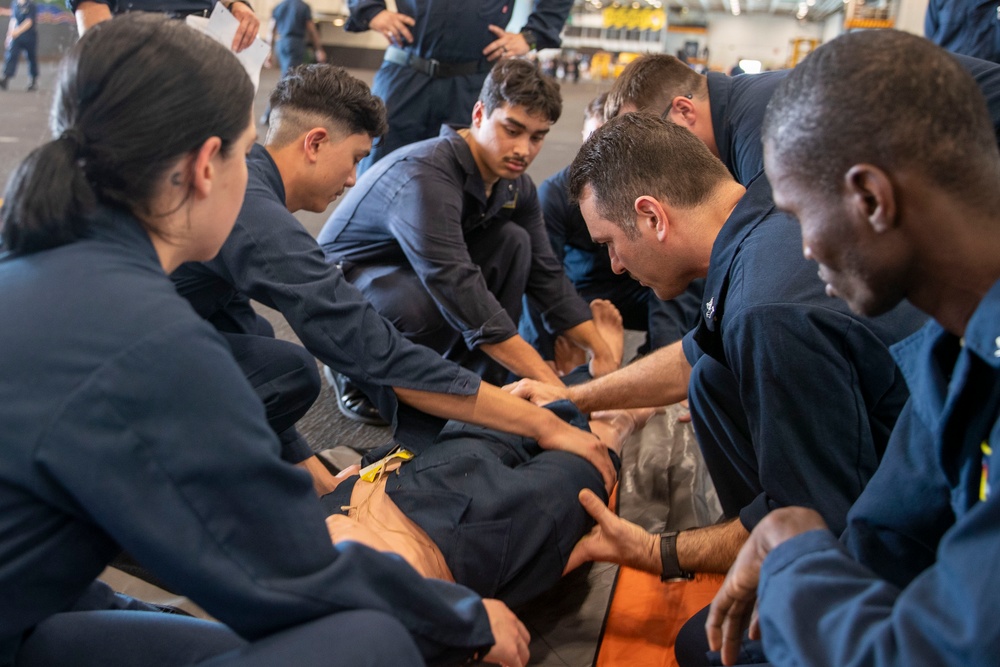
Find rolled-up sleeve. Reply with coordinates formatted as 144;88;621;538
522;0;574;50
345;0;386;32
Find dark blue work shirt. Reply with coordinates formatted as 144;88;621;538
271;0;310;38
709;57;1000;187
10;0;37;41
172;144;480;450
66;0;212;16
0;206;493;666
757;278;1000;666
926;0;1000;63
681;174;926;534
345;0;572;62
539;165;632;293
706;69;788;186
319;125;592;349
954;52;1000;143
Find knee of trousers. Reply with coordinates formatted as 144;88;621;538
475;222;532;293
276;346;322;415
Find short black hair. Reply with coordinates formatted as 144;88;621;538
605;54;706;119
267;64;387;146
479;58;562;123
763;29;1000;204
570;112;732;239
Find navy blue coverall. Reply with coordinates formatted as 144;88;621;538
172;144;482;462
346;0;573;173
706;56;1000;188
926;0;1000;63
318;125;593;385
271;0;313;74
2;0;37;85
0;205;496;667
753;278;1000;666
326;399;616;609
519;164;705;359
681;174;926;537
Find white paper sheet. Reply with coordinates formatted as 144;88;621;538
186;4;270;91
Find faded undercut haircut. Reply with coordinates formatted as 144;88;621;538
763;30;1000;204
266;64;388;147
570;112;732;239
479;58;562;123
605;54;706;119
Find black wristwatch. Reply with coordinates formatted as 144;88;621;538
659;531;694;581
520;28;538;51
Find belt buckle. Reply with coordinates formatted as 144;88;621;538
426;58;440;78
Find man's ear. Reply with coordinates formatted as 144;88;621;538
669;95;697;128
190;136;223;198
635;195;669;241
303;127;330;164
471;100;486;129
844;164;897;235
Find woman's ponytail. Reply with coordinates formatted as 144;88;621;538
1;131;97;254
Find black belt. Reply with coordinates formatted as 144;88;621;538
163;7;211;18
384;45;491;79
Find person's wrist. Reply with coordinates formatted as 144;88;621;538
519;28;537;51
659;530;695;581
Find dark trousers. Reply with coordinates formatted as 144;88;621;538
388;401;616;608
17;608;423;666
276;35;305;75
346;220;532;386
359;62;485;174
675;605;770;667
219;314;321;463
3;34;37;80
688;354;759;518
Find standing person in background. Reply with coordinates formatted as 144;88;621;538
925;0;1000;63
261;0;325;124
68;0;259;52
345;0;573;173
1;0;38;91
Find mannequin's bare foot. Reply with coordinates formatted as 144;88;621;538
590;299;624;368
553;334;587;376
588;406;664;455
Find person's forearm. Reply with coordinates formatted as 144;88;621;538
74;1;112;34
307;22;323;52
13;19;32;38
568;340;690;413
394;381;562;442
676;518;750;574
480;335;564;386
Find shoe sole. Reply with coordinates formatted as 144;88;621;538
323;365;389;426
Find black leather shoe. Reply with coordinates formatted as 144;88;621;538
324;366;388;426
0;77;8;91
26;79;37;92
